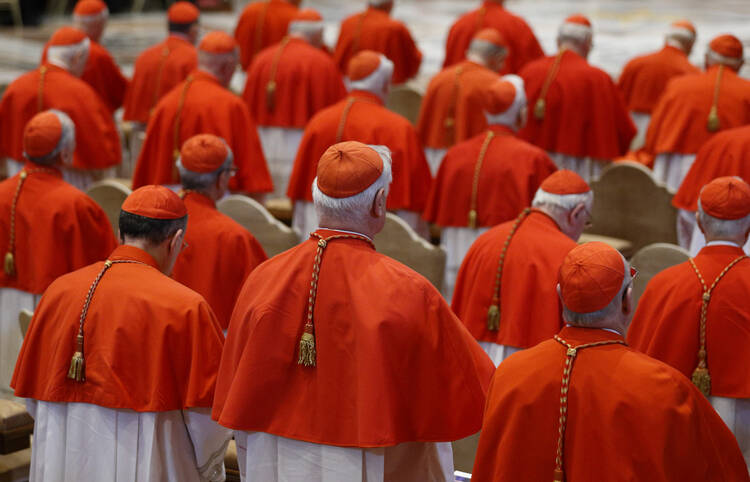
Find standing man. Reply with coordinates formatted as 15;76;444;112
443;0;543;74
0;111;116;399
645;34;750;194
629;176;750;468
243;8;346;199
472;242;749;481
172;134;268;332
287;50;432;238
234;0;300;71
423;76;556;300
417;28;505;174
617;20;699;149
0;26;121;190
452;170;590;365
213;141;494;480
333;0;422;85
12;185;231;481
133;31;273;197
123;1;200;127
520;14;635;182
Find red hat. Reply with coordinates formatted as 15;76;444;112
73;0;107;16
48;26;88;46
565;14;592;27
199;31;237;54
292;8;322;22
699;177;750;220
709;34;743;60
121;185;187;220
559;242;626;313
540;170;590;195
316;141;384;198
167;1;200;24
670;19;696;36
347;50;382;81
23;111;63;159
482;79;517;115
180;134;229;173
472;28;506;49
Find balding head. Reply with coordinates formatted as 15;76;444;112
72;0;109;43
198;31;239;87
466;29;508;72
557;15;593;59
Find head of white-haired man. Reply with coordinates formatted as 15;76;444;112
557;14;593;60
312;141;393;239
465;28;508;73
531;169;594;241
197;31;240;88
72;0;109;44
696;176;750;246
345;50;395;103
23;109;76;168
45;26;91;78
176;133;236;201
664;20;696;56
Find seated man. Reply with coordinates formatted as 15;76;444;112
12;185;231;481
213;141;494;480
0;110;115;399
472;242;749;481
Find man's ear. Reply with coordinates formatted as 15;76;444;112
696;211;706;234
371;188;386;217
168;228;184;254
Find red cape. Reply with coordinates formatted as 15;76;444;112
243;37;346;129
0;63;121;169
333;7;422;85
628;245;750;398
172;192;267;330
12;245;225;411
0;163;117;294
287;90;432;212
452;210;576;348
443;0;543;74
123;35;197;124
132;70;272;194
472;326;750;481
423;126;556;227
212;229;494;446
519;50;636;159
234;0;298;71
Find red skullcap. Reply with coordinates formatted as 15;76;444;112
293;8;322;22
472;28;506;49
709;34;743;60
48;27;88;46
482;79;517;115
199;31;237;54
121;185;187;220
565;14;592;28
168;1;200;24
540;170;590;195
73;0;107;16
316;141;384;198
347;50;382;81
180;134;229;173
670;20;696;36
23;111;63;159
699;177;750;220
559;242;626;313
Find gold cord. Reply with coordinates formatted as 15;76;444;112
707;65;724;133
252;0;272;59
443;65;465;146
468;130;505;228
266;36;291;113
37;65;48;112
534;49;565;121
149;45;171;117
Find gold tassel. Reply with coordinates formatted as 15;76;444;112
298;331;316;367
4;252;15;277
266;81;276;112
487;304;500;331
67;334;85;382
444;117;455;129
534;98;546;120
706;107;720;133
468;209;477;229
553;469;564;482
692;366;711;397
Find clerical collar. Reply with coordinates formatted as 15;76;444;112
706;240;742;248
565;324;622;336
316;227;373;242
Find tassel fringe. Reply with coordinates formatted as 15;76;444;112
266;81;276;112
706;108;720;133
468;209;477;229
298;332;316;367
4;252;15;277
553;468;564;482
487;304;500;331
692;366;711;397
67;334;85;382
534;98;546;120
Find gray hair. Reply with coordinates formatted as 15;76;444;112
288;20;323;40
198;49;237;76
177;148;234;190
706;48;743;70
312;144;393;226
467;38;507;62
47;37;90;71
25;109;76;165
698;201;750;239
562;255;632;326
532;189;593;214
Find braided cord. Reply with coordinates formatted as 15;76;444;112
707;65;724;132
252;0;272;59
534;49;565;121
150;45;171;116
443;65;465;146
335;97;356;143
468;130;509;228
266;36;292;112
37;65;48;112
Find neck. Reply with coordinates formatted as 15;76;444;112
568;322;625;336
46;58;71;72
122;240;167;273
465;53;488;67
534;206;573;238
317;220;377;240
665;38;689;54
169;31;191;42
704;234;747;246
184;187;220;202
559;41;586;58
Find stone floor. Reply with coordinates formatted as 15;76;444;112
0;0;749;92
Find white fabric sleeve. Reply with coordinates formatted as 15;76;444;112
182;407;233;482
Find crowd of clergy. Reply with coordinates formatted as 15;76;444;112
1;0;750;480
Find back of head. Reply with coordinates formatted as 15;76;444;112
287;8;324;46
167;1;200;44
346;50;394;100
697;176;750;243
119;185;188;246
46;26;91;76
368;0;394;12
198;31;239;86
482;75;527;130
532;170;593;240
466;28;508;72
23;109;76;166
557;14;593;57
177;134;234;193
72;0;108;42
665;20;696;54
706;34;744;71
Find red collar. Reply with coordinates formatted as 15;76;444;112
697;244;747;258
487;124;516;137
348;90;384;106
556;326;625;345
108;245;161;271
311;229;375;249
181;190;216;210
22;161;62;177
189;69;222;85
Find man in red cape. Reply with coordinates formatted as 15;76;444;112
423;75;556;300
12;185;231;480
644;34;750;198
443;0;543;74
0;26;122;191
519;14;635;182
452;170;590;365
333;0;422;85
0;111;115;400
617;20;699;150
234;0;300;71
417;28;506;174
629;177;750;468
122;2;200;127
133;31;272;197
213;141;494;480
472;242;749;481
287;50;431;238
172;134;267;331
243;8;346;199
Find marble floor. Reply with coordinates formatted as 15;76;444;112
0;0;749;92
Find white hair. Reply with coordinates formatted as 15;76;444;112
25;109;76;165
467;38;507;63
47;37;90;72
666;25;695;42
532;189;593;212
73;7;108;24
558;22;592;43
176;144;234;190
484;74;527;127
288;20;323;40
562;255;632;325
707;48;743;69
368;0;392;6
198;49;237;76
345;55;394;97
697;200;750;239
312;144;393;226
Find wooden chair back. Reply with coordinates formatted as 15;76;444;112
86;179;133;236
218;195;299;257
630;243;690;306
